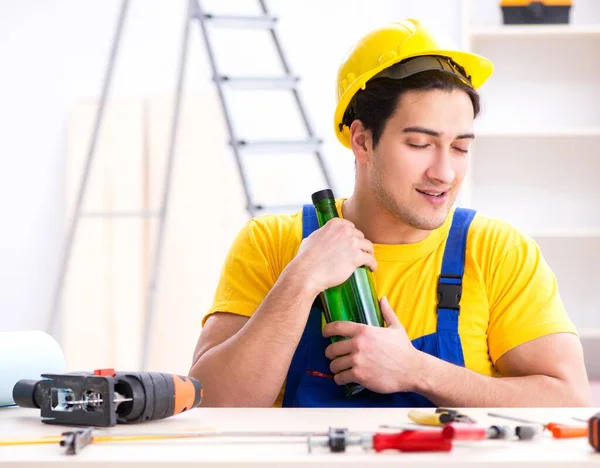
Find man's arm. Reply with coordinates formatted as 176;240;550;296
189;266;316;407
190;217;377;407
414;332;592;407
324;298;592;407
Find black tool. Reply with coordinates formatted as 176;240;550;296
12;368;202;427
589;413;600;451
408;408;477;426
61;428;94;455
436;408;477;424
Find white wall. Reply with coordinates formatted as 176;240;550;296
0;0;464;332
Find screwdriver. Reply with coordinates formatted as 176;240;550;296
4;426;451;455
308;428;452;453
441;423;542;441
2;427;339;454
442;423;509;441
487;412;587;439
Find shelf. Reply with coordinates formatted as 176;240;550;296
475;128;600;138
528;229;600;239
464;0;600;381
471;24;600;38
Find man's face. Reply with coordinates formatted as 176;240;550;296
368;88;474;231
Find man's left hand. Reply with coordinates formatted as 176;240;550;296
322;297;422;394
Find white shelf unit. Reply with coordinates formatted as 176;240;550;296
459;0;600;372
471;24;600;37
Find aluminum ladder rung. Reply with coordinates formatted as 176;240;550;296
217;75;299;90
233;138;322;153
252;203;302;213
81;210;160;218
200;13;277;29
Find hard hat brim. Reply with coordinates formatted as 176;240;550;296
334;49;494;149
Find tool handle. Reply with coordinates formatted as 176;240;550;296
12;380;42;409
551;425;587;439
372;431;452;452
442;423;486;441
515;424;543;441
589;414;600;451
407;410;442;427
115;372;203;424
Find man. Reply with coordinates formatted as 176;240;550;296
189;19;591;408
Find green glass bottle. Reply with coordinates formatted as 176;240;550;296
311;189;385;398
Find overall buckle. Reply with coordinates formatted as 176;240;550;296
437;274;463;312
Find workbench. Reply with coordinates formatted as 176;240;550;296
1;406;598;466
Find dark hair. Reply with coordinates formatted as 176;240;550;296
341;69;481;149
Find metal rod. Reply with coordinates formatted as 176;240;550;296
59;397;133;406
234;139;322;154
487;413;545;426
0;430;327;448
218;75;299;89
47;0;130;335
487;413;535;424
379;424;441;432
140;0;193;371
257;0;335;192
203;14;277;29
251;203;302;211
194;0;257;217
103;430;328;438
81;211;159;218
572;417;589;423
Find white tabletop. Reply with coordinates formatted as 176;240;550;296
1;406;599;467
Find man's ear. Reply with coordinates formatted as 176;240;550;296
349;120;372;164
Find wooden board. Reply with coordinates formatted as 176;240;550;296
63;91;249;374
63;99;145;371
144;91;247;374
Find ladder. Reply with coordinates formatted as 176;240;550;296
47;0;334;369
195;0;335;216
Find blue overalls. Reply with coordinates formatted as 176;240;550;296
282;205;476;407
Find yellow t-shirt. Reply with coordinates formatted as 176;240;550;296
204;199;577;406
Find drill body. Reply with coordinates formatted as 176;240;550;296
12;369;203;427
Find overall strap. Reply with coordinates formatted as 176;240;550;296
281;204;323;407
301;204;323;312
437;208;477;332
302;204;319;239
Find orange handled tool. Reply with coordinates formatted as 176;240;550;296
372;430;452;452
551;425;588;439
487;412;586;439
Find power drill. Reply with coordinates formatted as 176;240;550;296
12;369;203;427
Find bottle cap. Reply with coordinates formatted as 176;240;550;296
311;189;335;205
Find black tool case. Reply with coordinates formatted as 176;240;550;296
501;1;571;24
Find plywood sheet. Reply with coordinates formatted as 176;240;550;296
144;91;247;374
63;100;145;371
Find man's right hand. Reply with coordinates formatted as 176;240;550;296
287;218;377;296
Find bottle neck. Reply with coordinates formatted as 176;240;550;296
314;199;339;227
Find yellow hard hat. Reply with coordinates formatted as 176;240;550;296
334;18;494;148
